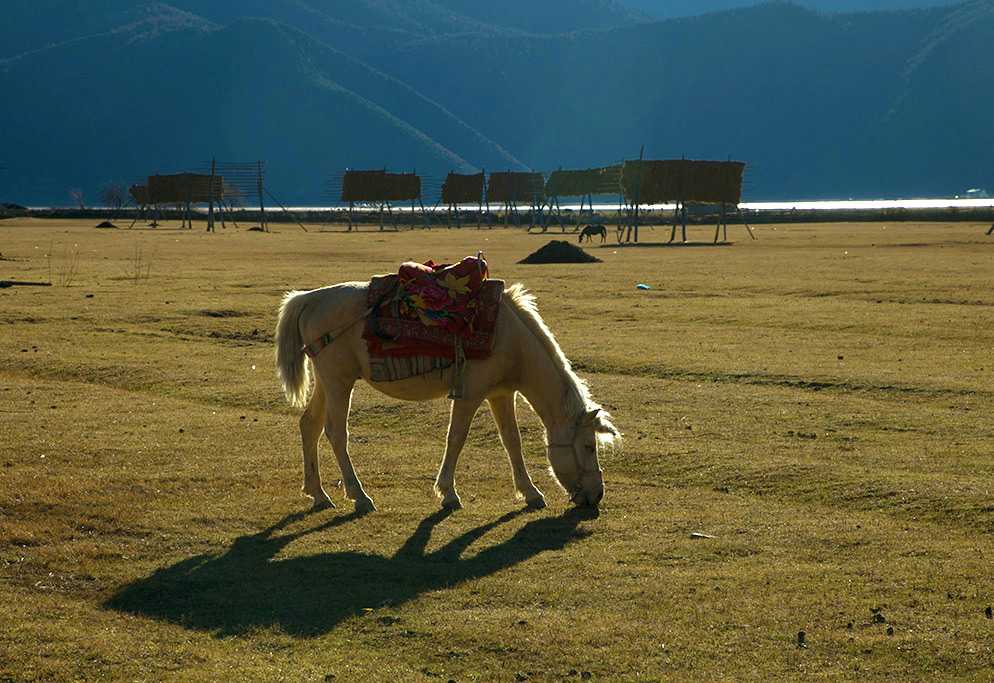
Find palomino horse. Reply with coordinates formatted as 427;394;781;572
275;282;620;513
579;224;607;243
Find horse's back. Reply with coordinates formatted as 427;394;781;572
296;280;536;402
295;282;368;343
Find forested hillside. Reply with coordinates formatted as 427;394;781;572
1;0;991;204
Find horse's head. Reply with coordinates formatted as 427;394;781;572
547;407;621;507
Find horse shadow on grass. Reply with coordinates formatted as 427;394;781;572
103;507;595;637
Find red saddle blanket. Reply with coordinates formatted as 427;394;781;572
363;257;503;361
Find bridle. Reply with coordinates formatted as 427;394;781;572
548;428;603;501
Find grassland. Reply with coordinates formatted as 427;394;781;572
2;217;993;681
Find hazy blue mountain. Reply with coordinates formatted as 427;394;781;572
847;1;994;195
0;0;651;61
367;1;993;198
622;0;967;20
0;5;524;205
1;0;991;204
429;0;653;33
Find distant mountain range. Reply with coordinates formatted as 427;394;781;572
626;1;967;19
1;0;991;205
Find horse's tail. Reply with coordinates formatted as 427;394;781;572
275;290;312;409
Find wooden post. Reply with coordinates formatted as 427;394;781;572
208;158;216;233
386;202;398;231
617;195;624;238
349;201;354;231
632;185;640;243
509;181;522;229
183;176;191;229
419;195;431;230
724;158;731;240
257;161;268;232
735;207;757;240
722;200;727;241
263;185;308;232
483;166;492;229
502;174;511;228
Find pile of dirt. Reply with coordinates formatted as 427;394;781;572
95;220;116;228
518;240;602;264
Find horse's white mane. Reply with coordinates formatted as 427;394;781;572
504;284;620;446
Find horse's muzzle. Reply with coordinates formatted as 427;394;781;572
570;483;604;507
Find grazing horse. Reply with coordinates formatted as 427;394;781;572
275;282;620;514
579;224;607;243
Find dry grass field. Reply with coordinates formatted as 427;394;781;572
2;217;993;681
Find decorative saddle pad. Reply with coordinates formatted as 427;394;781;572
362;257;503;381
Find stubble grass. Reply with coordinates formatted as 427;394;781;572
2;217;993;681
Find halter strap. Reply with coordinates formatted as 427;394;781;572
547;440;603;476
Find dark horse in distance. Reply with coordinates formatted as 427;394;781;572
579;225;607;243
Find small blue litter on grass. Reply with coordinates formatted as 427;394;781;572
636;284;651;290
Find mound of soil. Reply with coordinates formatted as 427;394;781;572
95;220;116;228
518;240;602;264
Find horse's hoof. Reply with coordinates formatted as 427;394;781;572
311;498;336;512
440;491;463;509
354;496;376;515
525;496;547;510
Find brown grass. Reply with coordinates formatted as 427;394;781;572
2;218;994;681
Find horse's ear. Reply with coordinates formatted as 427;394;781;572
579;408;601;427
586;408;620;438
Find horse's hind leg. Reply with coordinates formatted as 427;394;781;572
300;374;334;510
322;380;376;514
488;393;546;509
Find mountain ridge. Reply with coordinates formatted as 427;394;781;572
1;0;991;204
0;9;526;204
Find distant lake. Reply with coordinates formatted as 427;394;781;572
290;198;994;212
29;198;992;213
738;198;994;211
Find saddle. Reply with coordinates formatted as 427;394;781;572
362;256;503;387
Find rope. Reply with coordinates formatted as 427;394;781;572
301;306;372;358
447;336;467;400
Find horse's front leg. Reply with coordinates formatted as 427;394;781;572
434;397;485;509
300;376;334;510
488;393;546;509
323;383;376;514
